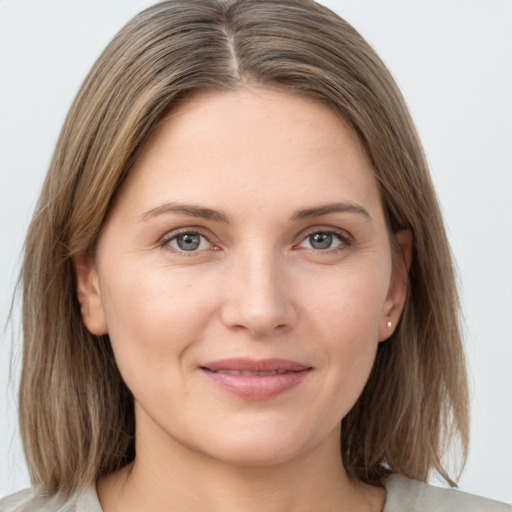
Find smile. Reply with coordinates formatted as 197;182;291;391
200;358;312;400
209;369;292;376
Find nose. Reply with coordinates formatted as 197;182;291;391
220;250;298;338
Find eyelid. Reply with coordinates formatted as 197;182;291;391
157;224;353;254
294;226;353;251
299;225;353;241
159;226;221;254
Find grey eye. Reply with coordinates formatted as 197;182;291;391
170;232;207;251
309;232;334;250
297;231;345;251
177;233;200;251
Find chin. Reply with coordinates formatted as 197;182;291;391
202;437;310;468
190;417;337;469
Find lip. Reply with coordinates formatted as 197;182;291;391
199;358;312;400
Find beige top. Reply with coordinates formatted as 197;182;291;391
0;474;510;511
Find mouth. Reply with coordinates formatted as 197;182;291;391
199;358;312;400
207;369;293;376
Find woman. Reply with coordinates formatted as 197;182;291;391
1;0;509;510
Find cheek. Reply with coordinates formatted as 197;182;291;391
304;264;389;411
305;261;389;340
98;264;219;388
313;320;380;428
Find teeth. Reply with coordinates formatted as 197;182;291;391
211;369;288;376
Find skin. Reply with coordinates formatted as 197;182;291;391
76;87;411;512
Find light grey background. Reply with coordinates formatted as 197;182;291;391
1;0;511;503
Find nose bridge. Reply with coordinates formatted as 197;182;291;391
221;244;296;337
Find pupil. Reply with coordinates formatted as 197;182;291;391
177;233;200;251
311;232;332;250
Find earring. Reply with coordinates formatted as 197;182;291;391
386;321;392;328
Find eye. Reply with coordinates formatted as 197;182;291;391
297;230;348;251
166;232;212;252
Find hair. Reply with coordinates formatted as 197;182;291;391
19;0;469;496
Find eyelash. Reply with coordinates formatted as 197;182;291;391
159;227;353;255
295;228;353;254
160;228;219;256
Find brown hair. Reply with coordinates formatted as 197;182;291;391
19;0;468;496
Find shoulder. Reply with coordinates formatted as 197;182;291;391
384;474;511;512
0;485;101;512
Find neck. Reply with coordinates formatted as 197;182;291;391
97;416;384;512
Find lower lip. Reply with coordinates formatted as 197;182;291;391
201;369;311;400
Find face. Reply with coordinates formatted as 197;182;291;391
77;88;409;467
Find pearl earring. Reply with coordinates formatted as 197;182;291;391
387;321;392;328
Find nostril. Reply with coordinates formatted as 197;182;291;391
219;269;298;336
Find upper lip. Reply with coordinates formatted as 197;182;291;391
200;358;311;373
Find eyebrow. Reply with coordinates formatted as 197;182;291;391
292;202;371;221
139;201;370;224
139;202;231;224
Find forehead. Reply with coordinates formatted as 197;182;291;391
114;87;383;223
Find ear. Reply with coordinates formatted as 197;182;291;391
74;254;108;335
378;230;413;342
